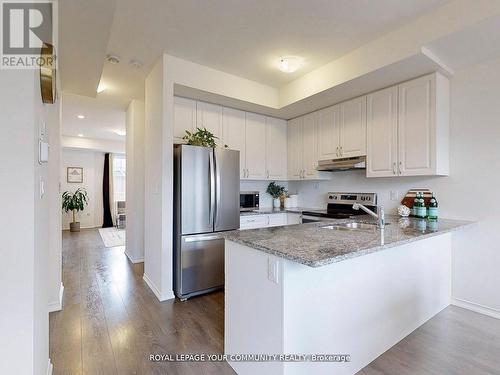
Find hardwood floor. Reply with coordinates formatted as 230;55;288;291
359;305;500;375
50;229;235;375
51;228;500;375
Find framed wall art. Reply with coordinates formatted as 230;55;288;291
67;167;83;183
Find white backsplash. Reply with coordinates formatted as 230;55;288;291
240;180;289;208
288;170;450;215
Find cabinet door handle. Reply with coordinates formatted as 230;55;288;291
392;162;396;175
336;146;339;157
267;170;270;179
340;146;343;156
398;162;402;175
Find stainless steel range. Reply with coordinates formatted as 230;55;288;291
302;192;378;223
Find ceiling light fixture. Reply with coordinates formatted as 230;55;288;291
114;130;126;136
77;115;85;119
278;56;303;73
97;82;106;93
78;134;84;137
106;54;121;64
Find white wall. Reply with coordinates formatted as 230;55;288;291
61;149;105;229
0;69;51;374
48;92;63;312
125;99;145;263
290;55;500;314
144;56;175;301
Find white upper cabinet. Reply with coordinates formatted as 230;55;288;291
244;112;267;180
339;96;367;158
222;107;246;178
366;73;449;177
196;101;223;141
266;117;287;180
287;114;330;180
398;73;449;176
302;112;319;178
366;86;398;177
318;105;340;160
173;97;196;143
287;117;303;180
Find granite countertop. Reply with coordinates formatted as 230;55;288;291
240;207;318;216
225;215;474;267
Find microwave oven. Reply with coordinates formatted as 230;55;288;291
240;191;259;212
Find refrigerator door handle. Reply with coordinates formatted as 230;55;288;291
215;149;221;228
209;150;215;226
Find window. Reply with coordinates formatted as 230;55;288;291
113;154;126;202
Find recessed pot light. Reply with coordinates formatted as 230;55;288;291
77;115;85;119
78;133;84;137
114;130;126;136
106;54;121;64
278;56;303;73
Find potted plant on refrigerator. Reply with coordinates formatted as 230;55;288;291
62;188;88;232
266;182;286;208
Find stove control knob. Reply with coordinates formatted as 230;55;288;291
361;197;365;201
366;196;371;201
329;195;333;199
333;195;337;200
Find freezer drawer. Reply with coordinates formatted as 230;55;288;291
175;233;224;299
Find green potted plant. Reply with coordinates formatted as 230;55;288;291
182;127;219;147
62;188;88;232
266;182;286;208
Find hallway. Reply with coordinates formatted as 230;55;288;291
49;229;234;374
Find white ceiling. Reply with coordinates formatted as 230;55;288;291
58;0;453;140
106;0;450;87
62;93;126;141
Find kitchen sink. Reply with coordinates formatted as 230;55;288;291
321;222;388;231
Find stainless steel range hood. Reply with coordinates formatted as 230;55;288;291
316;156;366;171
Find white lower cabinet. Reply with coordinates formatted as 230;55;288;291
267;213;287;227
240;213;290;230
240;215;268;230
286;213;302;225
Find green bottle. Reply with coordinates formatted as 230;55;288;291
428;194;438;220
413;193;420;216
418;193;427;218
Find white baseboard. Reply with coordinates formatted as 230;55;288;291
452;298;500;320
124;250;144;264
48;282;64;313
143;273;175;302
47;359;53;375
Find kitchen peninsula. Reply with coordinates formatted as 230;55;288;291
224;216;472;375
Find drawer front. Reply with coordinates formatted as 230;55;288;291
240;215;267;230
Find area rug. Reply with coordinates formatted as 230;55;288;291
98;227;126;248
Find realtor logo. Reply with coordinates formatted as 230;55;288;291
1;0;53;68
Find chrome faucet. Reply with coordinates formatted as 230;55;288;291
352;203;385;229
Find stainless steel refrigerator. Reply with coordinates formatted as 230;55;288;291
173;144;240;300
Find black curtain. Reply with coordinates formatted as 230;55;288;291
102;153;113;228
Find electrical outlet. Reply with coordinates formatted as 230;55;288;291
390;190;399;201
313;182;320;189
268;258;279;284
